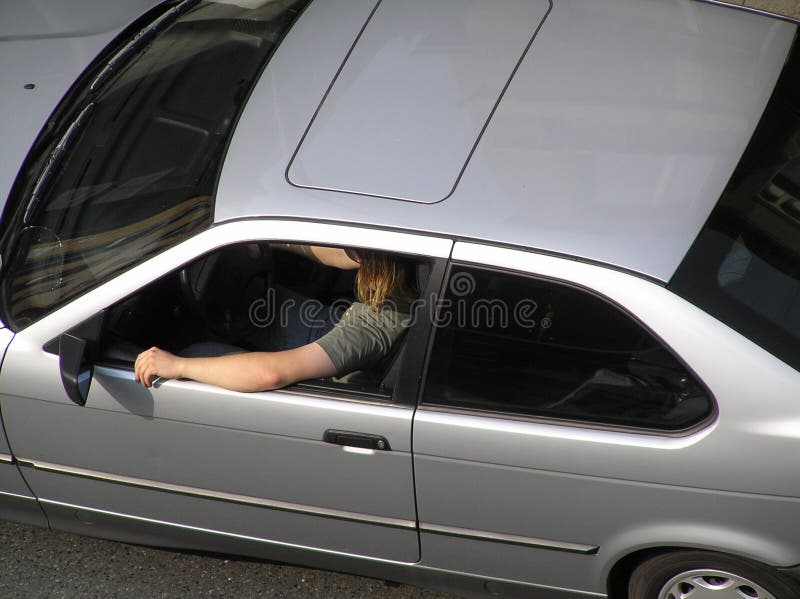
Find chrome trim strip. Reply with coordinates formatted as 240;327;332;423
0;489;37;502
0;453;14;465
19;459;415;530
41;498;604;597
420;522;598;555
39;498;417;565
694;0;799;24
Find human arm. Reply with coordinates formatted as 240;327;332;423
271;243;360;270
134;343;337;392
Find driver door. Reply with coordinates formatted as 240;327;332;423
0;220;450;562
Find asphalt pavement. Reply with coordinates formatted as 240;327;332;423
0;520;455;599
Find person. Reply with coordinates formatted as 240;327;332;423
134;244;413;392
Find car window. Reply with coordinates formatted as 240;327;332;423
669;36;800;373
422;266;713;432
98;242;428;399
1;0;311;329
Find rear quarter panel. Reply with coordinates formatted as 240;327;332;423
413;244;800;594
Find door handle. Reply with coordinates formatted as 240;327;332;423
323;430;391;451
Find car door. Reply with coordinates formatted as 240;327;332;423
413;242;800;596
0;220;450;563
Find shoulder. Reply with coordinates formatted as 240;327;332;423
346;301;410;327
315;301;410;375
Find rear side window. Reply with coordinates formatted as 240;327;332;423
1;0;310;329
669;35;800;372
422;266;712;432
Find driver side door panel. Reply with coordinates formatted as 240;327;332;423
0;221;452;562
2;359;418;560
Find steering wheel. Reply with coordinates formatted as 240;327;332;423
179;243;273;343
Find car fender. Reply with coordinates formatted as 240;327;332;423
597;520;800;584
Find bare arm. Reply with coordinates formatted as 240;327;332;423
134;343;337;392
272;243;360;270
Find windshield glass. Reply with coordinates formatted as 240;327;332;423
1;0;310;329
670;33;800;372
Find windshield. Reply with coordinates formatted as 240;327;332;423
670;32;800;372
0;0;310;329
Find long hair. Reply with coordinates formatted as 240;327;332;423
355;250;412;312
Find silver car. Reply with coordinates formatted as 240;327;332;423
1;1;799;597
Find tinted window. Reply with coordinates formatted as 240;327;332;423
1;0;310;328
669;35;800;372
423;266;712;431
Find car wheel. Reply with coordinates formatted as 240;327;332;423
628;551;800;599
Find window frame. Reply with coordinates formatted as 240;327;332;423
417;247;718;437
28;219;452;409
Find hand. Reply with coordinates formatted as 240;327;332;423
134;347;183;388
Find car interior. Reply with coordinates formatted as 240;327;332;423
90;242;427;399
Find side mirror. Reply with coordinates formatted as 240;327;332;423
59;333;93;406
44;311;105;406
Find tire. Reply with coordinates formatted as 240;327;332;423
627;551;800;599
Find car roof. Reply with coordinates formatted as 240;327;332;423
216;0;796;282
0;0;164;219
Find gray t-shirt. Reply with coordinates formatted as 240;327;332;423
315;301;410;375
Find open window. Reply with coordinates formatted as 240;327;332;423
63;241;431;400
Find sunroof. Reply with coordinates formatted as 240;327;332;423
287;0;550;204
